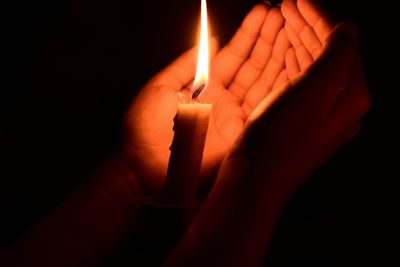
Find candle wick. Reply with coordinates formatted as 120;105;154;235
192;84;206;100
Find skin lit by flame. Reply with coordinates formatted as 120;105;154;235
192;0;209;95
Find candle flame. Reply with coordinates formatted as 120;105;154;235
192;0;209;99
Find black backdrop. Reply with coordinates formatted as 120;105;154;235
1;0;399;266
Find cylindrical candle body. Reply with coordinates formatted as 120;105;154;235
161;103;212;206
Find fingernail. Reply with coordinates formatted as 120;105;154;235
263;0;272;8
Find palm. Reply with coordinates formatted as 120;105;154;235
123;4;299;194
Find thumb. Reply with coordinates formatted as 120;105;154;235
293;21;359;115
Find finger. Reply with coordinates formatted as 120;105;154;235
285;22;313;70
295;22;360;116
228;7;285;100
281;0;322;59
330;53;371;124
285;47;300;79
249;22;360;125
272;69;289;91
241;28;290;116
319;55;370;160
153;38;219;89
284;20;302;47
309;57;368;174
297;0;335;43
212;4;268;87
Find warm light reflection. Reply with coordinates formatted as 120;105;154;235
192;0;209;96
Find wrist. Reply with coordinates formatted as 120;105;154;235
88;153;144;215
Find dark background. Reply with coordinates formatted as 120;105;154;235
1;0;398;266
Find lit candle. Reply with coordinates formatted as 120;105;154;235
161;0;212;206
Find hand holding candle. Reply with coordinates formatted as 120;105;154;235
123;3;298;196
163;1;371;265
123;1;370;265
